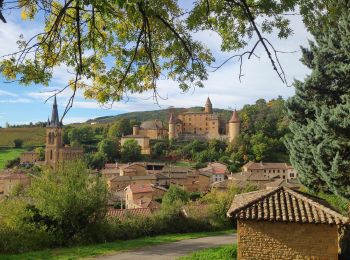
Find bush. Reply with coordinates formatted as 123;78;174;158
13;138;24;148
28;160;108;245
5;157;20;168
0;198;54;253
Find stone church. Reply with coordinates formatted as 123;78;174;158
168;97;240;142
45;96;83;168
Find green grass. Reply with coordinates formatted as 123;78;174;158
179;244;237;260
173;161;195;167
0;230;234;260
0;148;26;169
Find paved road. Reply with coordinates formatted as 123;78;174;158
94;234;236;260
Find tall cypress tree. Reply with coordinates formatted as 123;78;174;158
286;1;350;199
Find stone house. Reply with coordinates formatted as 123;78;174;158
242;161;298;180
0;173;31;196
227;186;349;259
20;151;39;165
124;184;160;209
199;162;228;183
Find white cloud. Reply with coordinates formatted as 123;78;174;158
0;98;32;103
0;90;18;97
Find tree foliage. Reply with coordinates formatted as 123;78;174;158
121;139;142;162
285;0;350;199
28;160;108;242
0;0;340;119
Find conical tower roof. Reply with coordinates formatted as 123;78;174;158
205;97;212;106
229;109;240;123
168;113;176;124
49;95;60;127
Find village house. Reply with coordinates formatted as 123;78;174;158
0;171;31;196
20;151;39;166
124;184;161;209
227;186;349;259
199;162;229;183
242;161;298;180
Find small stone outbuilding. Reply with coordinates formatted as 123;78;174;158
227;186;349;260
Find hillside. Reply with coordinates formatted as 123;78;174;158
0;127;46;147
86;107;233;124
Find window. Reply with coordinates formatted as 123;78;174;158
283;170;285;173
50;150;53;160
264;170;266;173
290;173;295;178
273;170;275;173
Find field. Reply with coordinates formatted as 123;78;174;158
0;127;46;147
0;230;232;260
0;148;26;169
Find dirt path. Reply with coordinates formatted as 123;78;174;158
93;234;236;260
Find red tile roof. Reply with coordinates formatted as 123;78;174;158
108;208;154;220
126;184;153;194
243;161;292;170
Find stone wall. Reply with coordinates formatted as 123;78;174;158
237;220;338;259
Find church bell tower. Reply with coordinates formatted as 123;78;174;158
45;95;63;168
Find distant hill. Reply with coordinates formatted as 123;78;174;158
86;107;233;124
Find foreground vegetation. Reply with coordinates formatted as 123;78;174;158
179;244;237;260
0;230;232;260
0;160;248;254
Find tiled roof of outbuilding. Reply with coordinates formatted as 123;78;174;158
227;186;349;225
108;208;154;219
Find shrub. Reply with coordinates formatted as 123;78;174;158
28;160;108;245
0;198;54;253
5;157;20;168
13;138;24;148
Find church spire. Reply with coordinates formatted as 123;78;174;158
49;95;60;127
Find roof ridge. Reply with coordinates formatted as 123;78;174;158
284;187;349;223
227;187;281;217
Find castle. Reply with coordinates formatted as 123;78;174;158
168;97;240;142
45;96;83;168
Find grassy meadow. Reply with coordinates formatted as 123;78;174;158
0;148;26;169
0;127;46;147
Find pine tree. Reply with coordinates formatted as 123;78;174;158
286;1;350;198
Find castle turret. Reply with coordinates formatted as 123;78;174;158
133;125;140;135
228;109;240;142
168;113;176;140
204;97;213;114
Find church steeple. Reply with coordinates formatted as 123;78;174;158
49;95;60;127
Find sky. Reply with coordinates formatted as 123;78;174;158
0;3;311;127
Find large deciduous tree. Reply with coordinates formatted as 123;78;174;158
0;0;338;119
285;0;350;198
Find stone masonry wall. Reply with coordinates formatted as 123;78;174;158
237;220;338;260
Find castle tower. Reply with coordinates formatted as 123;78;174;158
133;125;140;135
228;109;240;142
168;113;176;140
45;95;63;167
204;97;213;114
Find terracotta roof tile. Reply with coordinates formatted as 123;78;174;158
227;186;349;225
243;161;292;170
108;208;154;220
127;184;153;194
